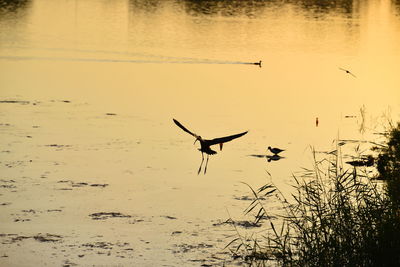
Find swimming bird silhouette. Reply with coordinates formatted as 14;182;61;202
339;67;356;78
268;146;284;155
173;119;248;174
346;155;374;167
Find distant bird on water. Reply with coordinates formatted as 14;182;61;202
268;146;285;155
339;67;356;78
346;155;374;167
173;119;248;174
254;60;262;67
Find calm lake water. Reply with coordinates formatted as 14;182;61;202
1;0;400;266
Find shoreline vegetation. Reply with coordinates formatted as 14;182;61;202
228;122;400;266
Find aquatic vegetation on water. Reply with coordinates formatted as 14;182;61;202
228;123;400;266
89;212;132;220
0;233;63;244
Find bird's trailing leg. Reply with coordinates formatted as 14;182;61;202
204;154;210;174
198;152;204;175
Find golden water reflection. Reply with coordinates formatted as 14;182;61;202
0;0;400;266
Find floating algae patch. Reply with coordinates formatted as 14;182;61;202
33;233;63;243
0;233;63;244
0;100;30;105
56;180;109;189
212;218;261;228
89;212;132;220
90;184;108;187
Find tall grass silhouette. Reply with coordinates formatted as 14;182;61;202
228;123;400;266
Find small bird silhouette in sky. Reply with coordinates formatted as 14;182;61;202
339;67;357;78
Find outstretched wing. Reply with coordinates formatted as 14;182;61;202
173;119;199;138
208;131;248;146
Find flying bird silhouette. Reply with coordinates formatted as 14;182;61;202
339;67;356;78
173;119;248;174
268;146;285;155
